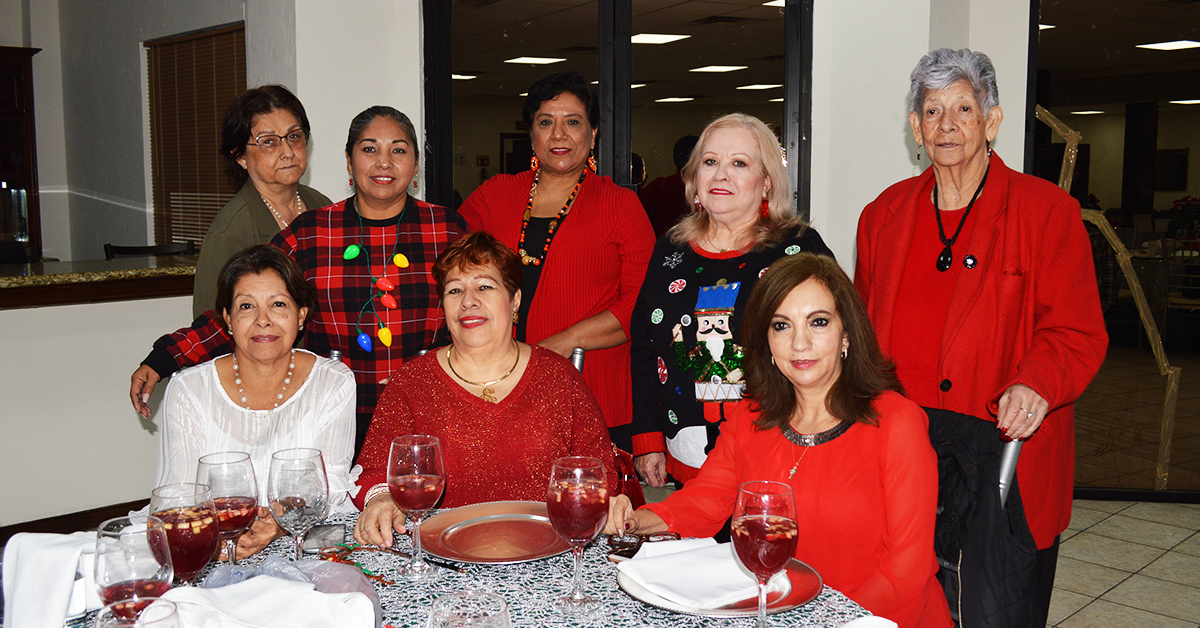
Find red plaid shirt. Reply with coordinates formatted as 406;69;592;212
145;196;468;451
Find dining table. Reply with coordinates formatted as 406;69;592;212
224;511;870;628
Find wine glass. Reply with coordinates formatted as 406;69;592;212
545;456;609;615
196;451;258;565
94;516;173;606
149;483;219;586
388;435;445;580
427;591;511;627
268;447;329;560
730;480;799;628
95;598;179;627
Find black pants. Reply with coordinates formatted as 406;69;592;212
1032;536;1060;626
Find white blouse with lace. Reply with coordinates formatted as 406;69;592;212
154;351;360;513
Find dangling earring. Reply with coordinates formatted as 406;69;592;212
693;196;703;213
587;150;597;173
760;198;770;219
530;155;540;171
411;178;419;190
987;140;993;157
841;344;848;360
916;144;922;161
348;177;354;187
771;356;776;365
512;310;520;324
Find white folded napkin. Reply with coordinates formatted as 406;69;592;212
632;537;716;559
162;575;375;627
840;616;898;628
617;540;791;609
2;531;102;628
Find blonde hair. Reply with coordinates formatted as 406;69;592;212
668;113;805;249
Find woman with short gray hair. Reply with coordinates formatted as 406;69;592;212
855;48;1108;624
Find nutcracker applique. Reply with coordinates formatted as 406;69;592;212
672;282;745;402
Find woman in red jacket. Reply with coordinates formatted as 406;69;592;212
854;48;1107;625
459;71;654;451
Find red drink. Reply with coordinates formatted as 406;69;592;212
152;506;220;581
389;474;444;514
546;479;609;545
100;579;172;612
213;496;257;536
731;515;798;580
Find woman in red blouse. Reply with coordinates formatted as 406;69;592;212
458;71;654;452
353;232;617;547
604;253;951;628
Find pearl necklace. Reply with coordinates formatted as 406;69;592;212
261;191;303;228
232;348;295;410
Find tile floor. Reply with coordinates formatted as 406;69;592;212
1049;499;1200;627
1074;344;1200;491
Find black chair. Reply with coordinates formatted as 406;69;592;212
925;407;1039;628
103;240;195;261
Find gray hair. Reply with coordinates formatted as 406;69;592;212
908;48;999;117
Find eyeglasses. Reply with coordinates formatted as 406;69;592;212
247;130;308;153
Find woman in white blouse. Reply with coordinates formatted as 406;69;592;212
155;245;358;560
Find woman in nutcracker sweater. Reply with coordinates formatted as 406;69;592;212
629;113;832;487
459;71;654;451
130;106;467;455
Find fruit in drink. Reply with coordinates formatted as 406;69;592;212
546;479;608;545
100;579;171;613
152;506;219;581
388;474;444;514
213;496;257;536
731;515;798;580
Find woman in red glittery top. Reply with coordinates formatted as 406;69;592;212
352;232;618;547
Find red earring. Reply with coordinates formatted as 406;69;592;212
587;151;597;173
760;198;770;219
530;155;539;171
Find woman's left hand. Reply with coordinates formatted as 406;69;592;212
231;507;286;561
996;383;1049;440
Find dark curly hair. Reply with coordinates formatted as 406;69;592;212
220;85;311;183
521;71;600;131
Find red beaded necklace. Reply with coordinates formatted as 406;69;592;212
517;169;586;266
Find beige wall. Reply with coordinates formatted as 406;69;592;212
0;297;191;525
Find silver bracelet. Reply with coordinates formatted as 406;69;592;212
363;483;390;507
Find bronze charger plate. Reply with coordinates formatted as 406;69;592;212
420;500;571;564
616;557;823;617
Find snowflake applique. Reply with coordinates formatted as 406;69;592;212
663;252;684;269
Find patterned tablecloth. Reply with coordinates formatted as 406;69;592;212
230;512;871;628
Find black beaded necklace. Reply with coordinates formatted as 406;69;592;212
932;163;989;272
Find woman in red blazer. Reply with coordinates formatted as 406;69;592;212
854;48;1107;625
459;72;654;451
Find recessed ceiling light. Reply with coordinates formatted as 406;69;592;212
656;97;694;103
1070;110;1105;115
451;74;476;80
631;34;690;45
1169;100;1200;105
1039;24;1055;30
518;92;528;97
769;98;784;102
504;56;566;65
690;65;747;73
763;1;785;6
1136;40;1200;51
737;84;783;90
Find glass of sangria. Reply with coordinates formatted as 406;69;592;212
94;598;179;628
267;447;329;560
94;516;173;607
149;483;220;586
546;456;609;615
387;435;445;580
730;480;798;628
196;451;258;565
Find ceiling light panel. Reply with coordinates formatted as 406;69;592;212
1135;40;1200;51
631;34;690;45
690;65;748;73
504;57;566;65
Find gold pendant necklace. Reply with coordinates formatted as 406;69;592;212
446;343;521;403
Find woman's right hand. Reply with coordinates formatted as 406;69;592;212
634;452;668;487
353;493;409;547
130;365;161;418
603;495;638;535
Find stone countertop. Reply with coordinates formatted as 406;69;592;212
0;255;197;289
